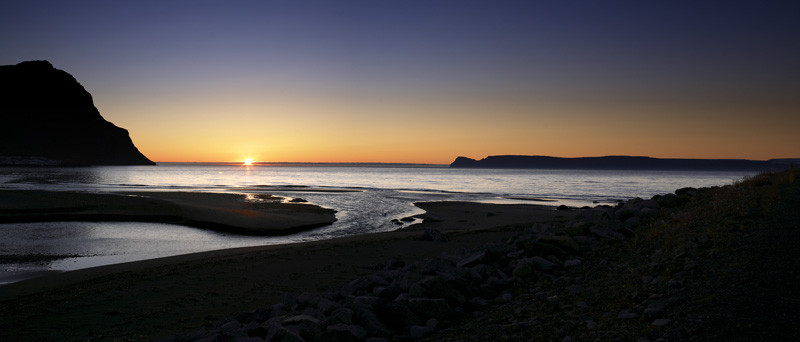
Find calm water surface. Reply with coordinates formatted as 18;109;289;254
0;164;756;284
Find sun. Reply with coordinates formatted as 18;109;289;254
244;158;253;166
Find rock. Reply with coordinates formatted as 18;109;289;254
617;309;639;319
267;304;288;319
376;281;404;300
616;206;638;221
409;276;451;300
380;301;424;329
243;322;269;338
0;60;154;165
675;187;697;198
512;259;536;280
644;300;665;315
266;325;305;342
284;316;321;341
235;311;255;323
282;315;320;325
281;293;297;308
556;205;570;211
653;318;670;326
531;256;557;272
323;308;354;326
657;193;680;208
590;225;625;240
219;320;242;332
342;277;373;296
469;296;489;308
623;216;641;229
538;235;580;254
352;299;393;337
564;259;582;267
317;298;339;315
365;338;389;342
639;207;659;220
322;324;367;341
368;274;390;287
639;199;659;209
426;318;438;330
519;241;571;260
296;292;322;307
410;325;432;338
384;257;405;270
408;298;455;318
457;251;486;268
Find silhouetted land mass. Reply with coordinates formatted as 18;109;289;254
451;155;793;171
0;60;154;166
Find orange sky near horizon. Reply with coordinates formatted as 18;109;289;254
101;86;798;164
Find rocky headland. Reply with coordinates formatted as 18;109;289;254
451;155;792;171
0;60;153;166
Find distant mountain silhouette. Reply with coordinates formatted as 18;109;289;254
451;155;791;171
0;60;154;166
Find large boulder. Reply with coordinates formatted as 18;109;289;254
0;60;154;165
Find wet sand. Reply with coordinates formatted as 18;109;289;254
0;190;337;235
0;200;574;340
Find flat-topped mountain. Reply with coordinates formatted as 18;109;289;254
0;60;154;166
451;155;792;171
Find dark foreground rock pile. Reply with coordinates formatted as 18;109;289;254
175;171;797;341
431;170;799;341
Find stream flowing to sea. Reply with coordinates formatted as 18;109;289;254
0;163;757;284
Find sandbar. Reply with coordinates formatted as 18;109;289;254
0;190;337;235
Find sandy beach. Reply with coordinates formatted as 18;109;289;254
0;198;574;340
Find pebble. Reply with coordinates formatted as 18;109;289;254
409;325;433;339
618;310;639;319
653;318;670;326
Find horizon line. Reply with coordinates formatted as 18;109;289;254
152;155;800;165
153;161;449;166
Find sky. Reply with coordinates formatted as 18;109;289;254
1;1;798;163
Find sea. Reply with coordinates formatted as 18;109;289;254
0;163;759;284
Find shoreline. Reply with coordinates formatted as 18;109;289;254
0;190;337;235
0;200;573;285
0;200;574;340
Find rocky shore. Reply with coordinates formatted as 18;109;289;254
172;170;798;341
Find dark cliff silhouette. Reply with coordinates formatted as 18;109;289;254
451;155;791;171
0;60;154;166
